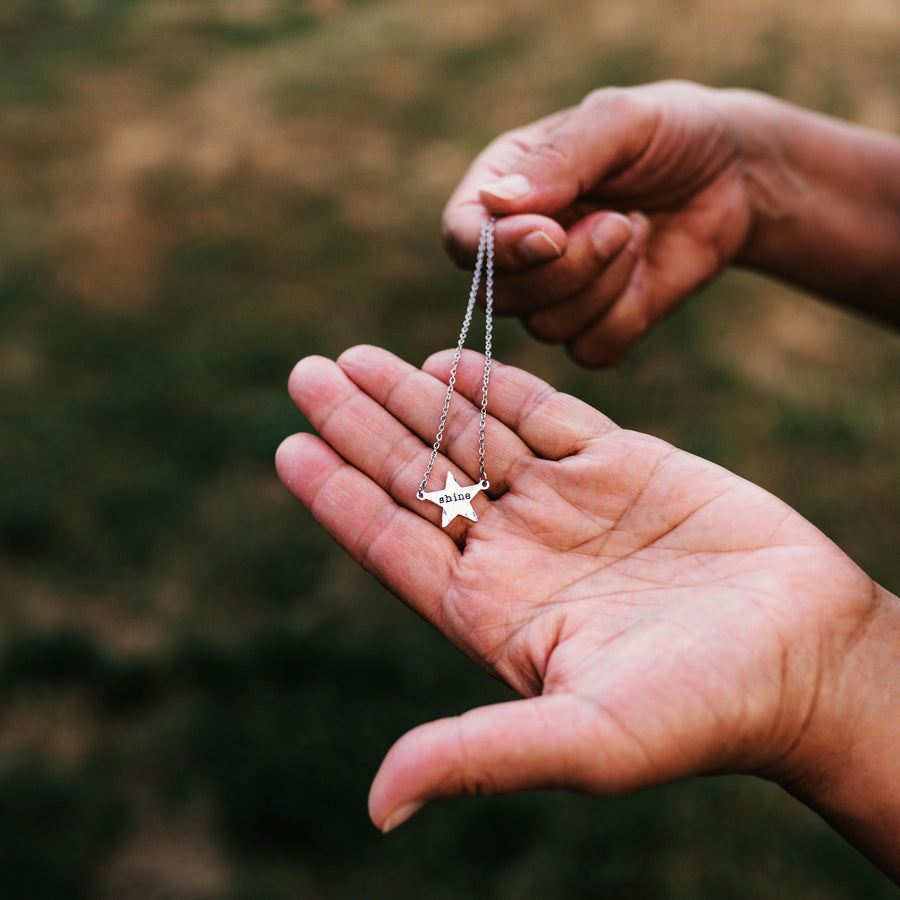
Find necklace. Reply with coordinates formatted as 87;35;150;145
417;217;495;527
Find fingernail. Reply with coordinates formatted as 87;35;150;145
479;174;531;201
591;213;633;257
381;800;425;834
520;229;563;264
627;211;651;242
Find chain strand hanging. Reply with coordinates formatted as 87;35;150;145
416;218;495;528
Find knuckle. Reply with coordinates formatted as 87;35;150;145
568;300;651;368
523;311;566;343
583;85;624;106
492;124;531;152
580;85;659;133
567;339;612;369
627;306;651;341
610;315;650;360
581;85;631;117
530;132;578;171
457;764;498;798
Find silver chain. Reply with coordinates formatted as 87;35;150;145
417;217;495;499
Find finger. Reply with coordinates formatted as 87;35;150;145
287;355;478;529
523;247;638;342
368;694;655;832
442;111;574;268
567;280;654;367
523;212;646;341
422;350;615;459
336;345;532;495
491;211;634;316
446;212;569;272
562;215;668;368
275;432;455;619
476;88;658;219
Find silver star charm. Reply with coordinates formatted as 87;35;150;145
419;472;488;528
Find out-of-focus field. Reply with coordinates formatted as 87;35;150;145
1;1;899;897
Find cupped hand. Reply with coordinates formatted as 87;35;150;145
275;345;877;833
442;80;756;365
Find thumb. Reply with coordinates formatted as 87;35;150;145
368;694;647;832
478;87;658;217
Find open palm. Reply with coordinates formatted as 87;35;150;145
276;345;875;831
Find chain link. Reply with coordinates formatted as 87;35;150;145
417;218;495;499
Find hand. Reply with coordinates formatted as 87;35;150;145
444;81;900;355
442;80;755;365
275;345;896;865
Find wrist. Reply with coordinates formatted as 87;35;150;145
778;582;900;879
716;88;808;270
719;88;900;314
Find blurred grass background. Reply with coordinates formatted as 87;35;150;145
1;0;899;897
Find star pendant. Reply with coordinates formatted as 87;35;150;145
419;472;488;528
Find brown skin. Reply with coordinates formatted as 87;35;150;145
441;81;900;365
277;81;900;877
277;346;900;880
